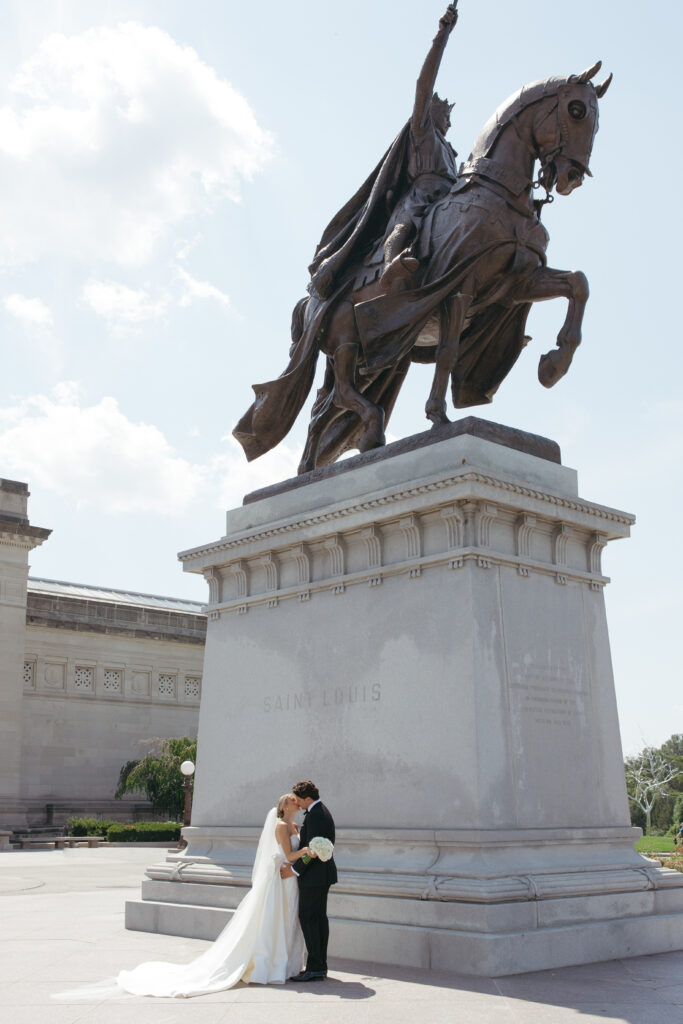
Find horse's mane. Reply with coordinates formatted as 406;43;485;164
468;75;576;162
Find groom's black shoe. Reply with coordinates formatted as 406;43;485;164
289;970;326;982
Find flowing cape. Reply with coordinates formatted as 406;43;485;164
232;125;412;462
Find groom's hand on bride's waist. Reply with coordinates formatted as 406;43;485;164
280;864;296;879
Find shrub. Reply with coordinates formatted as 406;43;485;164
106;821;180;843
67;817;119;837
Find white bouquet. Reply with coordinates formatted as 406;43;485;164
301;836;334;864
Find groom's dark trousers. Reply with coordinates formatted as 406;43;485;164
296;801;337;973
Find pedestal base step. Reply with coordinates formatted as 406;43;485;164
126;898;233;941
126;891;683;978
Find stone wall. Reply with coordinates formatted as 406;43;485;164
0;479;50;829
0;476;208;831
21;613;204;823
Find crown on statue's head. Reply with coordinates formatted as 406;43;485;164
432;92;455;115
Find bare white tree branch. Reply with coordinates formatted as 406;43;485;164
625;747;681;832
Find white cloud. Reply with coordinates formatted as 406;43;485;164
82;264;232;328
3;292;53;327
175;265;231;310
212;436;302;510
0;23;274;267
0;385;302;516
0;385;204;514
81;280;168;324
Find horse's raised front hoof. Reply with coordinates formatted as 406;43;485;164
425;401;450;426
538;350;569;389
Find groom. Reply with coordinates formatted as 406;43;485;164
281;780;337;982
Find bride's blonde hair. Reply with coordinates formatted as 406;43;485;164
277;793;295;819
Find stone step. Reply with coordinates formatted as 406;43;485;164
125;894;683;976
126;898;232;941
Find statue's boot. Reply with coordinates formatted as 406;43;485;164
380;250;419;289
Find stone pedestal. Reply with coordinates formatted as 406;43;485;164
126;422;683;975
0;480;50;832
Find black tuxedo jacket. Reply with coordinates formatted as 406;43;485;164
297;801;338;889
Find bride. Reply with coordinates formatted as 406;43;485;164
117;793;310;998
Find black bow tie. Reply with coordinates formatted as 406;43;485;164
303;809;309;815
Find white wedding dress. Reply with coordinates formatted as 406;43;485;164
119;809;304;997
54;809;304;1001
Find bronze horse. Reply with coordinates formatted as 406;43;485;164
234;62;611;475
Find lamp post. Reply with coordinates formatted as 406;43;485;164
178;760;195;850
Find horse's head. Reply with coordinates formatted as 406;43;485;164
465;62;612;201
533;61;612;196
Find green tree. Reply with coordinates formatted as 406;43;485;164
115;737;197;821
658;735;683;794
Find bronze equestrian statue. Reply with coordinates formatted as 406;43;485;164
233;2;612;475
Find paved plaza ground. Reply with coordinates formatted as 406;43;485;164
1;847;682;1024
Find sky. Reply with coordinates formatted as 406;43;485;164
0;0;680;756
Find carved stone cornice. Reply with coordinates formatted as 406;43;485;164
179;468;634;568
0;521;51;551
25;592;207;642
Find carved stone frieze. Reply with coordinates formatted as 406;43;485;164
203;570;220;605
441;503;464;549
361;525;383;586
516;514;537;558
324;535;346;594
515;514;536;577
178;468;635;568
206;509;618;614
553;523;573;585
229;561;249;601
259;552;279;608
399;515;422;577
291;543;311;585
188;440;630;616
291;543;311;602
588;532;608;575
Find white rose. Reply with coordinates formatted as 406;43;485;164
309;836;334;862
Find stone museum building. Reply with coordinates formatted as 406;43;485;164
0;477;206;833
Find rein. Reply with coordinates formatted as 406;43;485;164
460;96;564;220
513;105;559;214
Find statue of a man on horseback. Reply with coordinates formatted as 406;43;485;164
233;3;612;475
